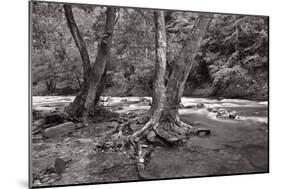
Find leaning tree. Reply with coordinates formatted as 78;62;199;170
63;5;117;118
130;11;212;144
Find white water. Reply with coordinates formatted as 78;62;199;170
32;96;268;123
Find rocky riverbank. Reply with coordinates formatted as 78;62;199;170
31;96;268;187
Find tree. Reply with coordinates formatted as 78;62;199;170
130;12;212;143
129;10;167;140
64;4;117;118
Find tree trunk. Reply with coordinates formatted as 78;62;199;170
166;14;212;110
151;11;167;113
158;14;212;142
130;11;167;140
64;5;116;118
131;13;212;143
94;67;107;106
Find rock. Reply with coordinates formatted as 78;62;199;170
215;108;237;119
196;103;205;108
101;96;111;103
229;111;237;119
147;131;157;143
33;180;41;185
197;130;211;136
43;122;75;138
63;157;72;164
47;178;56;184
179;103;185;108
33;118;46;127
185;105;195;108
49;173;58;177
54;158;65;175
40;177;49;183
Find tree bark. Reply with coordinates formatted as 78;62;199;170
94;67;107;106
151;11;167;113
64;5;116;118
131;13;212;143
165;14;212;111
158;14;212;142
130;11;167;140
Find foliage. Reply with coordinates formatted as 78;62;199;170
185;14;268;99
32;2;268;100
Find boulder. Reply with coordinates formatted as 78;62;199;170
40;177;49;183
228;111;237;119
54;158;65;175
215;108;237;119
47;178;56;184
196;103;205;108
43;122;75;138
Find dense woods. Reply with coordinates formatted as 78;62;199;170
32;3;268;100
31;2;268;187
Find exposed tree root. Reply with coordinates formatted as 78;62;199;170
129;114;210;143
126;113;211;179
135;141;147;179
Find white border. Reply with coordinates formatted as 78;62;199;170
0;0;280;189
